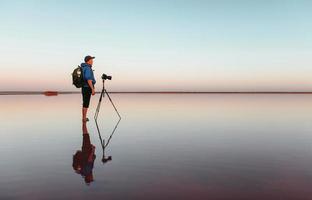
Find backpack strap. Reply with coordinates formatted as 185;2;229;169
80;65;87;87
79;65;83;79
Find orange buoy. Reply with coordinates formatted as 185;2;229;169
44;91;58;96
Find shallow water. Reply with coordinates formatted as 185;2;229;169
1;94;312;200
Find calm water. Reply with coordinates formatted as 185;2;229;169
1;94;312;200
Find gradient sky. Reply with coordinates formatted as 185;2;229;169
0;0;311;92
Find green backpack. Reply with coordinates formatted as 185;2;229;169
72;65;84;88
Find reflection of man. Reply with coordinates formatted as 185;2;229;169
72;121;96;185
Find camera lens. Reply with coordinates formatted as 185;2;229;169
102;74;112;80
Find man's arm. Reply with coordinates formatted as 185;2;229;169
87;80;95;95
84;68;95;95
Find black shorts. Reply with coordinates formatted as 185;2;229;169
82;87;92;108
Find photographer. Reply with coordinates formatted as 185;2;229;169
81;55;96;122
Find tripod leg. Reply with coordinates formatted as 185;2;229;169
104;89;122;120
95;118;105;147
94;101;101;120
104;118;121;148
94;88;105;120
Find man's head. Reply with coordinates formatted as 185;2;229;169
84;55;95;65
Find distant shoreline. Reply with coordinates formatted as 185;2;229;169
1;91;312;95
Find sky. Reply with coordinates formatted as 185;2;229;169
0;0;311;92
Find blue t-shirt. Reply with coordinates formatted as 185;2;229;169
81;63;96;87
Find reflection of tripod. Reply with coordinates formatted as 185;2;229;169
94;79;121;121
94;79;121;164
95;117;121;163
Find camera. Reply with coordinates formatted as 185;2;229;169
102;156;112;163
101;73;112;80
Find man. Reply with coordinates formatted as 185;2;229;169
81;55;96;122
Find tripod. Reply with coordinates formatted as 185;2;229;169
94;79;121;121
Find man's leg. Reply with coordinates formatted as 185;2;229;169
82;87;91;122
82;107;88;121
82;118;88;134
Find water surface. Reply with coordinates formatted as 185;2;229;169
1;94;312;200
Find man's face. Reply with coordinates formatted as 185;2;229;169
87;59;93;66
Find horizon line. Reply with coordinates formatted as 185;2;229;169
1;90;312;95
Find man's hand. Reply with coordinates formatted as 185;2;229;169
92;89;95;96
